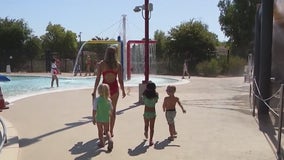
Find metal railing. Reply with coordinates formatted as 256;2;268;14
251;78;284;159
0;117;7;153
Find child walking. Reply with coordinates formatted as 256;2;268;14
92;83;113;151
142;81;159;146
162;85;186;141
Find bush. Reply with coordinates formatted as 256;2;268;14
217;56;229;74
226;56;247;75
196;59;221;77
196;55;246;76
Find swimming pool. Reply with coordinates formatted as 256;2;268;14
0;75;179;100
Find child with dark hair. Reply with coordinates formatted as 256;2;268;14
142;81;159;146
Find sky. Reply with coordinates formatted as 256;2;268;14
0;0;228;42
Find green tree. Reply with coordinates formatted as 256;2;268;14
154;30;167;60
166;20;218;74
0;17;32;70
41;22;78;59
23;36;43;71
218;0;259;57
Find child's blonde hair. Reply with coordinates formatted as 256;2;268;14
166;85;176;93
98;83;110;98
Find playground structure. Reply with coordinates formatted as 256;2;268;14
73;39;156;81
73;39;123;77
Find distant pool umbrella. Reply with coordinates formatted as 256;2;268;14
0;75;10;82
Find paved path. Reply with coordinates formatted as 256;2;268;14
1;76;276;160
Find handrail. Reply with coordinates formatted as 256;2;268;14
0;117;7;153
277;84;284;158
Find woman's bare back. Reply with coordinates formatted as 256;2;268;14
100;61;119;84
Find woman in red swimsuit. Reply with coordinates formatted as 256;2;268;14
92;46;126;137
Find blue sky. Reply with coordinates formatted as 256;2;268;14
0;0;228;42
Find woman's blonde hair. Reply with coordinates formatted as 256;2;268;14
104;46;119;69
98;83;110;98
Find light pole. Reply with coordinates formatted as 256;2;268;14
78;32;83;73
79;32;82;44
9;56;13;73
134;1;153;83
9;56;13;65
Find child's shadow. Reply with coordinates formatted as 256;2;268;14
154;138;180;150
128;140;149;156
69;139;110;160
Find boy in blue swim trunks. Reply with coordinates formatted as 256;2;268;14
142;81;159;146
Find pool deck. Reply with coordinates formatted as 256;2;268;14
0;74;277;160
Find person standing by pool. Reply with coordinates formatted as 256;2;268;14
142;81;159;146
54;56;61;74
92;46;126;137
85;55;92;76
182;59;190;79
93;58;98;76
51;58;59;87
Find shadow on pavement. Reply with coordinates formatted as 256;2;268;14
116;102;142;115
18;117;92;148
128;138;181;157
128;140;148;156
258;114;284;158
69;139;110;160
154;138;180;150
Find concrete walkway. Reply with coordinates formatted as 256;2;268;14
0;76;276;160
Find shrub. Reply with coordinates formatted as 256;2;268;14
196;59;221;77
196;55;246;76
218;56;229;74
227;56;246;76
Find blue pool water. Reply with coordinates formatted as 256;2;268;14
0;75;179;100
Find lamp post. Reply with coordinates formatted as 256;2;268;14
134;1;153;102
9;56;13;73
9;56;13;64
78;32;83;73
134;0;153;83
144;0;149;83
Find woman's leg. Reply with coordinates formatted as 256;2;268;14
55;76;59;87
110;92;119;137
51;76;55;87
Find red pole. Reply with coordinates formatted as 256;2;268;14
144;0;149;83
127;42;131;80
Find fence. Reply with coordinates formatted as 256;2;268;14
251;78;284;159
